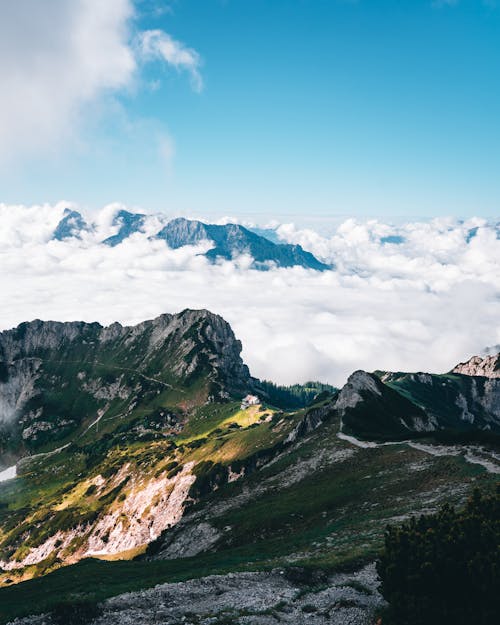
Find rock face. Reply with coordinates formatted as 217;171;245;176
0;463;197;571
156;217;331;271
52;209;90;240
0;309;251;456
452;353;500;378
334;371;432;440
336;368;500;440
102;210;147;247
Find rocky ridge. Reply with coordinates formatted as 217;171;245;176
50;211;330;271
452;353;500;378
0;309;252;458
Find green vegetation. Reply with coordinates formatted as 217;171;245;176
342;373;428;440
383;372;499;433
377;488;500;625
0;409;496;623
1;314;499;624
257;380;337;409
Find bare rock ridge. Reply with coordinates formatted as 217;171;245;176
452;352;500;378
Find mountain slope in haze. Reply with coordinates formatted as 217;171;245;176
102;210;147;247
51;211;330;271
156;217;331;270
52;209;91;241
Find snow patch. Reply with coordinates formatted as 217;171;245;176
0;464;16;483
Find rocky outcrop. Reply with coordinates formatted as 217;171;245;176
334;367;500;441
0;310;252;453
452;353;500;378
0;463;196;571
335;370;432;440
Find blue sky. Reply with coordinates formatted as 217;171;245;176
1;0;499;220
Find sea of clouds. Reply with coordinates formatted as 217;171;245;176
1;202;499;386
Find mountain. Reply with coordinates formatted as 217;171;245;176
102;210;146;247
0;326;498;624
49;212;331;271
248;226;282;244
52;209;90;241
333;366;500;441
334;370;431;440
156;218;331;270
0;310;251;460
452;352;500;378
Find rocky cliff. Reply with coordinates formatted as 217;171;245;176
0;309;252;458
452;352;500;378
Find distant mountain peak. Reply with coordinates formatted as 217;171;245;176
50;212;331;271
156;217;331;271
52;208;90;241
452;352;500;378
102;209;147;247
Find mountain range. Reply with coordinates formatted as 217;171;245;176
0;312;498;624
51;209;330;271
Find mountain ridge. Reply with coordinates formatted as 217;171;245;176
50;210;330;271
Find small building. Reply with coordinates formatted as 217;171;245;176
240;394;260;410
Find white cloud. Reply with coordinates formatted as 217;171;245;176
0;1;202;162
0;205;499;387
138;29;203;92
0;0;135;161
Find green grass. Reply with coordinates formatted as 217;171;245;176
1;428;492;624
1;383;498;624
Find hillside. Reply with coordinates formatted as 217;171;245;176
0;315;498;624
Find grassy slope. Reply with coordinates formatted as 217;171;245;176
1;406;497;624
382;372;496;430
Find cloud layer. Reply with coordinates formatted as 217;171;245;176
1;203;499;386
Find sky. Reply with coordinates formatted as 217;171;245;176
0;0;499;219
1;2;499;386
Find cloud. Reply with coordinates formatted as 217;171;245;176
0;0;135;161
138;30;203;92
0;1;202;162
0;205;499;387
